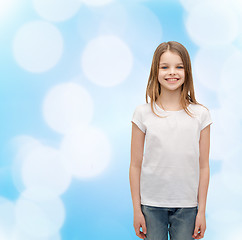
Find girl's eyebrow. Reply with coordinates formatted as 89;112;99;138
159;62;183;65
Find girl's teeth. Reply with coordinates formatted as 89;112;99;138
166;78;178;81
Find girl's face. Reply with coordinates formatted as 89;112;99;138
158;50;185;91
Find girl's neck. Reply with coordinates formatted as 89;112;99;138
156;94;182;110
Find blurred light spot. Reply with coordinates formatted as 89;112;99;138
11;229;61;240
15;188;65;238
185;1;239;46
208;146;242;226
179;0;204;11
222;172;242;197
81;35;133;87
219;50;242;116
208;108;242;161
77;2;127;42
193;45;237;90
221;146;242;196
11;136;43;193
0;197;15;239
207;173;241;218
0;0;14;19
81;0;113;7
209;208;241;225
33;0;82;22
60;126;111;178
13;21;63;72
0;232;8;240
224;224;242;240
93;215;133;239
43;82;93;134
229;0;242;13
123;3;162;56
21;144;72;196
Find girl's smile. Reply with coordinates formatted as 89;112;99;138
165;78;180;83
158;50;185;89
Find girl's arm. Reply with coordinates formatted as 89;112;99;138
198;124;211;214
129;123;145;213
193;124;211;239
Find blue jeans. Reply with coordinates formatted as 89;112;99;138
141;204;198;240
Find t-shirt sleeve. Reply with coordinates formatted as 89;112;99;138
200;107;213;131
131;105;146;134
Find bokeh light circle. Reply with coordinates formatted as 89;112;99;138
43;82;93;134
81;35;133;87
11;136;43;193
60;126;111;178
218;50;242;117
13;21;63;72
33;0;82;22
0;197;15;239
21;144;72;196
15;188;65;238
193;45;237;90
185;1;239;46
81;0;113;7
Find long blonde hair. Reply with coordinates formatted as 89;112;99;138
145;41;207;118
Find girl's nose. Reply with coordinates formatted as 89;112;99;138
169;68;176;74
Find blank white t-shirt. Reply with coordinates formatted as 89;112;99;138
131;102;213;208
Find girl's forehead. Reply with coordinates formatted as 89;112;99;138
159;51;183;64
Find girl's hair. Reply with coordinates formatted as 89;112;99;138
145;41;208;118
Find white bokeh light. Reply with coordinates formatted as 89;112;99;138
81;35;133;87
179;0;203;12
11;135;72;196
11;229;61;240
193;45;238;91
179;0;229;11
94;215;133;239
43;82;93;134
217;51;242;124
77;2;127;42
15;188;65;238
209;108;242;161
81;0;113;7
60;126;111;178
21;144;72;196
0;233;8;240
222;171;242;197
13;21;63;72
207;169;242;240
207;174;233;215
185;1;239;46
218;50;242;117
0;197;15;239
33;0;82;22
221;145;242;196
11;136;43;193
221;223;242;240
123;3;162;56
0;0;15;19
207;146;242;215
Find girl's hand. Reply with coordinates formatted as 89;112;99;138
133;210;147;239
192;211;206;239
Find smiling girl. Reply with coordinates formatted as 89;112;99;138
129;41;213;240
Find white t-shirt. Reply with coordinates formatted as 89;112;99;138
131;102;213;208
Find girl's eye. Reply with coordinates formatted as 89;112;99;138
160;66;184;69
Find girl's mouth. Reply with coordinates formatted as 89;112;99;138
165;78;179;82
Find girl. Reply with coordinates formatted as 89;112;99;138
129;41;213;240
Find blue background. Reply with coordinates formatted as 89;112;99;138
1;0;241;239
